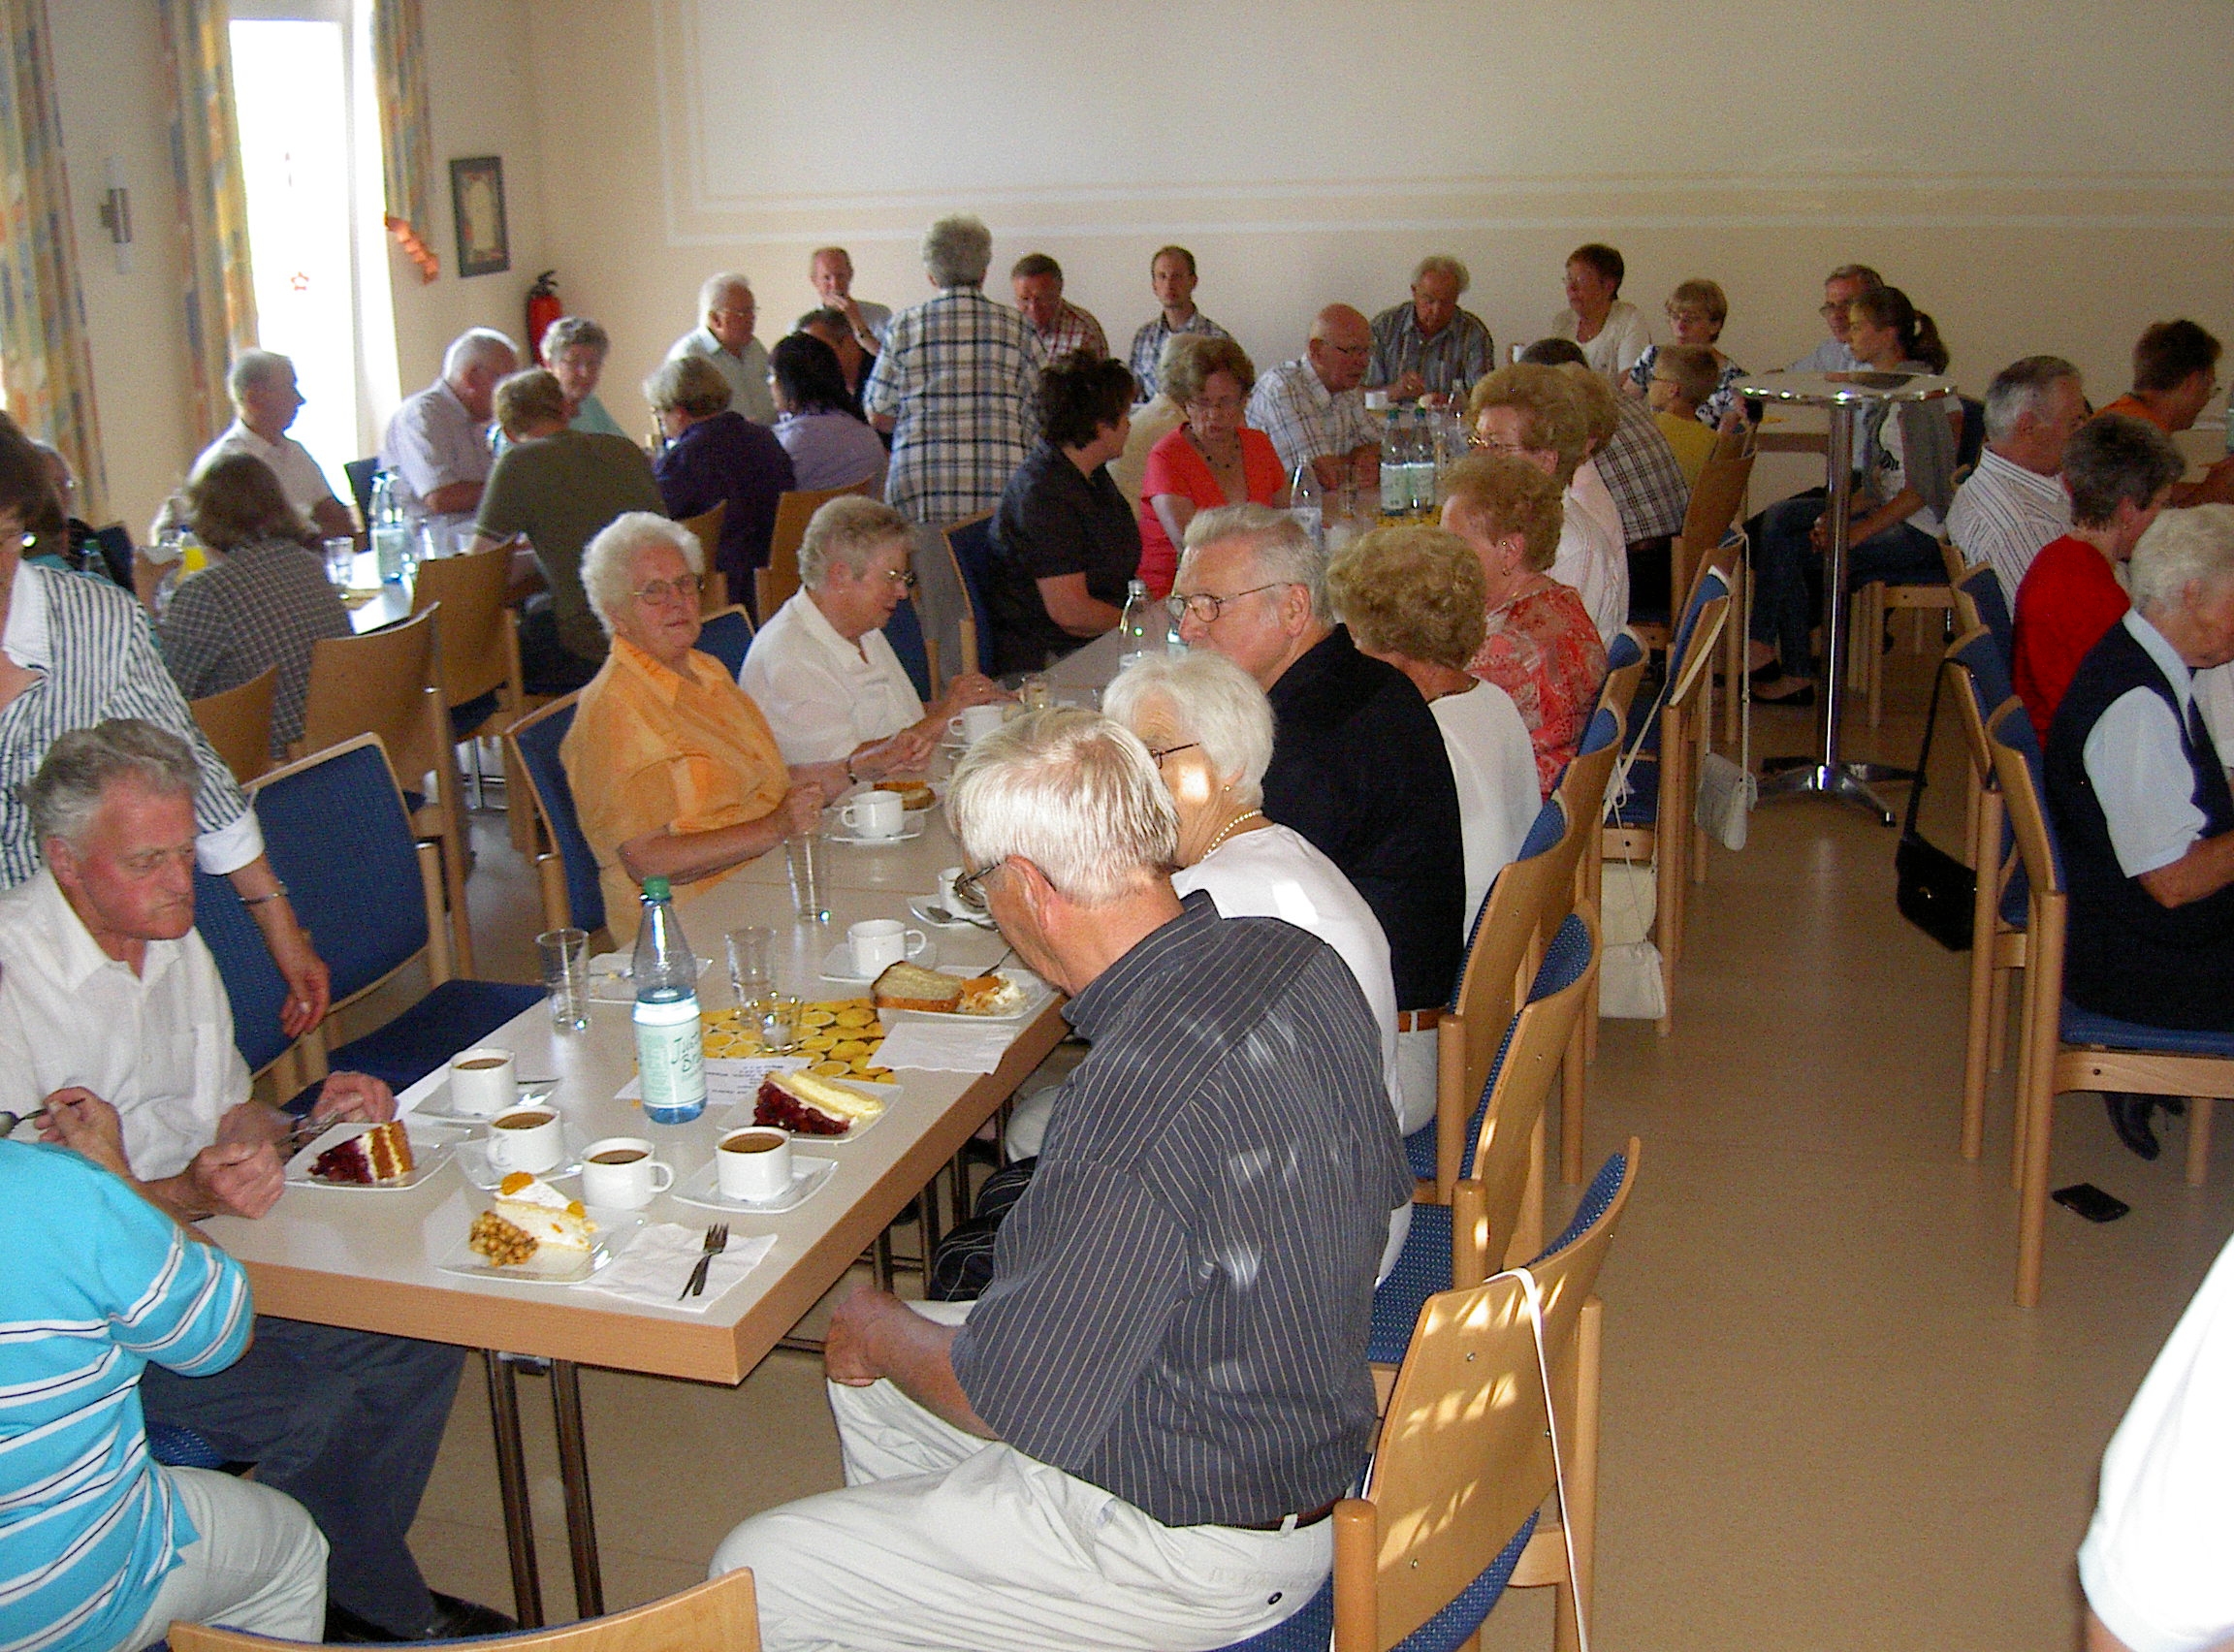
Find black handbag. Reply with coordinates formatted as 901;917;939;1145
1895;657;1975;951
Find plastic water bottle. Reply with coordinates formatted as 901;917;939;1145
369;472;410;584
1404;407;1438;516
1288;461;1324;550
1116;579;1153;672
1379;407;1409;518
631;876;706;1124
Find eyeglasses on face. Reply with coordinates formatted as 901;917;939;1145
631;573;702;606
1165;584;1292;624
1468;434;1531;457
950;858;1003;913
876;567;920;592
1146;741;1199;764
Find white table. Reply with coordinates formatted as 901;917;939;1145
209;848;1064;1624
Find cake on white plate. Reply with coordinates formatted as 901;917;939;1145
467;1173;597;1266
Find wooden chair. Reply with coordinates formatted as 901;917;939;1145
941;511;997;676
189;667;278;785
409;545;532;850
1602;561;1733;1032
293;607;475;974
505;691;610;946
1852;530;1964;729
1987;698;2227;1307
1557;688;1631;1175
1667;430;1755;644
1212;1141;1640;1652
172;1569;760;1651
757;485;868;620
673;499;730;613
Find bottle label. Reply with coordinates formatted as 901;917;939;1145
634;996;706;1116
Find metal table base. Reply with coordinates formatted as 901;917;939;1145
484;1351;603;1629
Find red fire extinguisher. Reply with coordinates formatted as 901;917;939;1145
527;270;563;365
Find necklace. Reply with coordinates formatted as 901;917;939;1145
1202;810;1263;855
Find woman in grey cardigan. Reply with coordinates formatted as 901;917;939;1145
1747;285;1955;706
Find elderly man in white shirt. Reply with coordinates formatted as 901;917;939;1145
191;350;356;541
380;328;517;535
738;496;1006;778
1946;355;2088;605
667;271;778;425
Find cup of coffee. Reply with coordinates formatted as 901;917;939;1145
839;790;904;840
949;704;1006;745
848;917;928;978
936;865;966;913
449;1047;517;1117
579;1137;672;1209
485;1105;564;1174
716;1126;793;1202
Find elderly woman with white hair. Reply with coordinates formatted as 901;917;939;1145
739;495;1006;774
560;513;838;938
2044;503;2234;1157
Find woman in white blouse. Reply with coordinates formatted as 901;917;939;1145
737;496;1005;779
1549;242;1652;382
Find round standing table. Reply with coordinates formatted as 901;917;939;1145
1733;370;1955;823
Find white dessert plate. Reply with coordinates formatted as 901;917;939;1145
409;1078;561;1128
434;1210;648;1286
879;967;1052;1025
455;1123;592;1191
721;1075;890;1143
286;1120;463;1191
908;896;998;932
672;1155;838;1216
819;940;939;983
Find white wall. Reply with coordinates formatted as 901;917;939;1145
534;0;2234;444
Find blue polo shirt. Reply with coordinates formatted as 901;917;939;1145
0;1143;253;1652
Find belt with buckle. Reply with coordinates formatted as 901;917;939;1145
1394;1008;1443;1032
1233;1498;1339;1533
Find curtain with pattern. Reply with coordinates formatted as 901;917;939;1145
0;0;108;521
372;0;438;283
155;0;257;448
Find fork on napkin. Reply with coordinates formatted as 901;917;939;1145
580;1223;776;1313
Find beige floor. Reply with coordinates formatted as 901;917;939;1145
394;650;2233;1651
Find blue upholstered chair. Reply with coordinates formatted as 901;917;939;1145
941;514;997;677
1987;697;2227;1306
505;692;606;941
1212;1143;1640;1652
695;606;755;679
882;595;933;702
1949;558;2014;665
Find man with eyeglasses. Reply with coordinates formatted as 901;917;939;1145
1365;254;1494;405
665;272;778;425
714;708;1409;1651
1172;503;1464;1012
1788;263;1884;374
1246;304;1383;493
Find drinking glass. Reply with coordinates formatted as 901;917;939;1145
536;927;590;1032
725;926;776;1006
785;831;830;922
751;993;801;1055
322;537;356;588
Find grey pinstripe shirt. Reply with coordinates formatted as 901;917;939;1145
0;566;256;889
950;892;1411;1528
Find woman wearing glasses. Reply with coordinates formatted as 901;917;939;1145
1135;335;1290;600
1622;278;1748;429
562;513;838;941
740;496;1006;772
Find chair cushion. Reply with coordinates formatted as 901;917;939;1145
1536;1149;1628;1264
325;980;549;1092
1370;1203;1452;1364
1208;1514;1537;1652
2060;1001;2234;1060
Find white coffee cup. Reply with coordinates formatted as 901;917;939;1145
716;1127;793;1202
949;704;1006;744
579;1137;672;1209
848;917;929;978
936;865;965;911
839;789;905;840
448;1047;517;1117
485;1105;565;1175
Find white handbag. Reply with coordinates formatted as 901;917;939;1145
1695;538;1757;852
1600;685;1669;1021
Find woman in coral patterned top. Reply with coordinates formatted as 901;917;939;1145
1440;453;1608;797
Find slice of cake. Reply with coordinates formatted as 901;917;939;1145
876;778;935;810
469;1173;597;1267
956;974;1027;1017
873;961;962;1013
309;1120;416;1185
752;1068;887;1135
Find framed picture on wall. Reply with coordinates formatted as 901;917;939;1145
450;156;509;278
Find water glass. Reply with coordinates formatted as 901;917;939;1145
1019;673;1051;712
322;537;356;588
751;993;801;1055
536;927;590;1032
785;831;830;922
725;926;776;1006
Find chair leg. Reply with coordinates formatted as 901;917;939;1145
504;730;537;856
1549;1297;1604;1652
1866;589;1887;728
2186;1097;2214;1188
1961;792;2002;1161
2014;923;2063;1308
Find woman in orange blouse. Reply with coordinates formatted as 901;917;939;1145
1439;454;1608;799
561;513;840;937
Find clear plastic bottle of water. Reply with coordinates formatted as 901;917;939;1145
1288;461;1324;549
369;472;410;584
1405;406;1438;516
1379;407;1409;517
1116;579;1153;671
631;876;706;1124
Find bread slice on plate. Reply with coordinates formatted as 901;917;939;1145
873;961;963;1012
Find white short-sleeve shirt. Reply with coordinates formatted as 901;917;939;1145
1551;486;1630;646
737;589;925;765
1430;682;1541;932
0;868;248;1182
2082;611;2210;878
193;421;341;518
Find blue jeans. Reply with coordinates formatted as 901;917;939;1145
1748;494;1942;672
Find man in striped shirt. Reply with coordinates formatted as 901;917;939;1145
0;1126;327;1652
716;709;1411;1652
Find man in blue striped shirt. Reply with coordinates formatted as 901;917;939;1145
0;1125;327;1652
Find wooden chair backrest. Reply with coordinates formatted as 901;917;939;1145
1446;807;1572;1108
677;499;729;614
409;546;515;707
171;1568;761;1651
1550;708;1623;898
1357;1145;1635;1650
1944;625;1998;784
1596;640;1646;735
759;485;868;617
190;666;277;784
295;606;441;790
1672;446;1755;597
1987;697;2063;904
